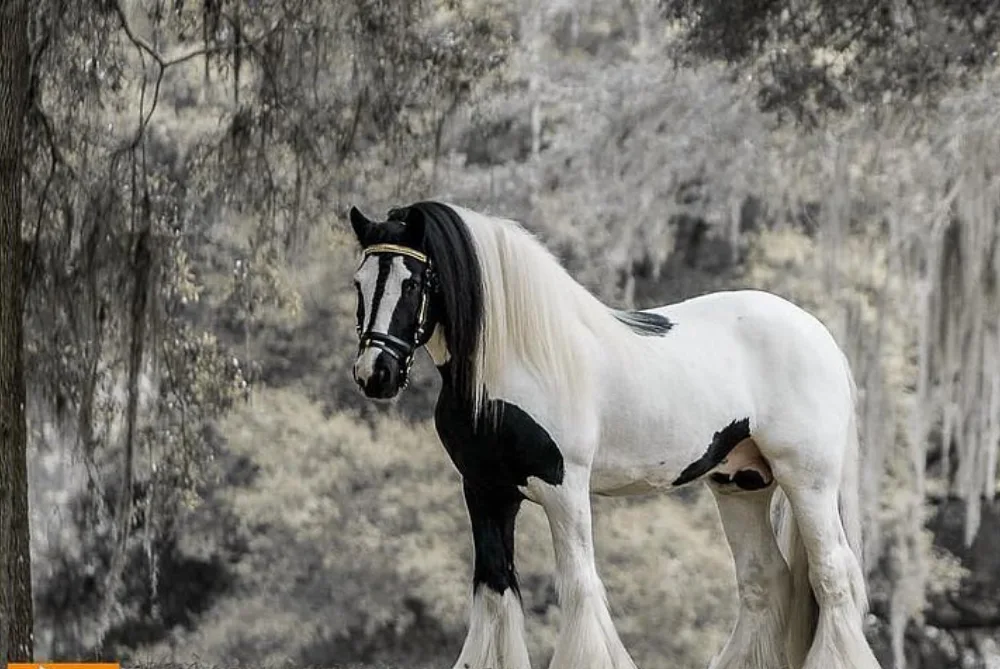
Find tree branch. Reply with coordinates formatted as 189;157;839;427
111;0;164;65
113;0;286;70
111;0;288;158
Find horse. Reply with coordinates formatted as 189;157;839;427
347;200;881;669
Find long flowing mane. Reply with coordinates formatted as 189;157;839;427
411;201;641;421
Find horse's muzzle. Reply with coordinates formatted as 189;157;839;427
354;347;403;400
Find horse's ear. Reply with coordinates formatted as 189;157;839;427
402;208;426;246
349;206;373;244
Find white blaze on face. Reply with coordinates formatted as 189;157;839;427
353;255;414;383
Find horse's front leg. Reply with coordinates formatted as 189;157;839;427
452;479;532;669
535;463;638;669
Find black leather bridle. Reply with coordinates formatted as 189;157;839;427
355;243;437;387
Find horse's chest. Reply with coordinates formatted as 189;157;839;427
434;388;565;491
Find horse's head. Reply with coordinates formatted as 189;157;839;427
348;205;439;400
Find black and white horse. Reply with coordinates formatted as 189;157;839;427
348;201;880;669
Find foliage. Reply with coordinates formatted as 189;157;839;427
129;388;735;669
22;0;511;651
662;0;1000;123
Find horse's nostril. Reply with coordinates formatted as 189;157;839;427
373;365;390;387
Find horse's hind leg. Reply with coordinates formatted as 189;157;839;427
707;482;791;669
534;462;637;669
768;447;879;669
451;480;532;669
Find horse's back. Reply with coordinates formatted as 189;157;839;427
649;289;819;328
645;289;853;422
648;289;843;363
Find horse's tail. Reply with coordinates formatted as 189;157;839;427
774;351;867;666
773;484;817;667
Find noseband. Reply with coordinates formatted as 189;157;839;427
356;243;437;387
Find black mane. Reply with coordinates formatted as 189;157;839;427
396;201;484;404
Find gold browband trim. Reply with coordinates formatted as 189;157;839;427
362;243;429;264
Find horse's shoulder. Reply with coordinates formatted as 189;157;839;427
434;380;565;488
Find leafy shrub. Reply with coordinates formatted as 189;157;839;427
131;387;736;669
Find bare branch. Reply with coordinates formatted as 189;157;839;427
111;0;164;66
111;0;288;160
114;0;286;70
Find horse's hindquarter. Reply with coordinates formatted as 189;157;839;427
588;290;850;495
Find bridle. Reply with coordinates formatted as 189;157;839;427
355;242;437;387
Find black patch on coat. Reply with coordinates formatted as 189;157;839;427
464;481;522;596
434;363;565;490
672;417;751;486
709;470;770;491
732;470;769;490
709;473;729;486
612;309;674;336
434;362;565;595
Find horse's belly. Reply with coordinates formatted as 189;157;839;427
588;416;710;496
589;468;675;496
589;434;774;496
588;343;756;496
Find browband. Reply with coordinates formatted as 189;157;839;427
363;243;429;264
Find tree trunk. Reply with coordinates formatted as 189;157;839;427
0;0;33;661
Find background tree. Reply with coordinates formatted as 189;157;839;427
662;0;1000;124
0;0;34;660
19;0;510;656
